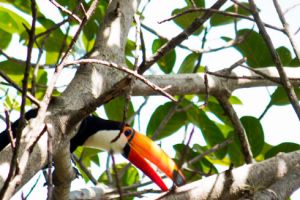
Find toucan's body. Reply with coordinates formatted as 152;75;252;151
0;109;185;191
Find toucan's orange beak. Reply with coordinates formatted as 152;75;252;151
122;127;185;191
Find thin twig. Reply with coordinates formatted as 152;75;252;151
34;19;69;39
46;127;53;200
283;2;300;15
186;137;234;166
217;94;254;164
106;188;161;199
178;127;195;170
138;0;227;74
20;0;37;121
127;97;148;125
0;1;37;198
0;71;40;106
159;8;283;32
193;27;208;73
4;109;15;149
0;1;98;199
56;23;71;64
31;27;50;96
40;0;99;114
248;0;300;121
106;153;113;185
72;154;98;185
202;67;209;107
230;0;252;12
151;98;182;140
141;24;244;55
273;0;300;64
65;59;177;103
111;152;123;200
240;64;281;84
121;13;142;127
25;174;41;199
28;125;48;153
49;0;82;23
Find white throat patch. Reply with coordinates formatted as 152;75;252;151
83;130;127;153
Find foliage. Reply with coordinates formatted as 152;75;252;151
0;0;299;199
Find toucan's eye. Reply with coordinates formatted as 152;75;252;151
124;129;132;136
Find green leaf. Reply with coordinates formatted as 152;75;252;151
122;164;140;186
222;29;273;68
152;39;176;73
73;147;92;182
83;19;98;41
178;53;198;73
276;46;292;65
98;163;140;191
0;0;32;14
240;116;264;157
227;131;245;166
82;32;95;52
46;51;59;64
104;97;134;123
174;144;218;180
146;102;187;140
53;0;77;16
206;100;231;125
0;29;11;49
4;95;20;110
256;143;273;161
73;147;102;181
270;86;300;105
172;7;203;35
0;7;30;34
0;61;24;85
43;33;71;52
125;39;136;58
210;3;251;26
229;96;243;105
184;0;205;7
290;57;300;67
265;142;300;159
33;69;48;99
187;104;226;159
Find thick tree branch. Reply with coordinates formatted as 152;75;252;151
67;150;300;199
0;1;37;198
156;150;300;200
0;0;100;197
131;67;300;96
250;167;300;200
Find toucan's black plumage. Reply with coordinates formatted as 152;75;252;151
0;109;122;152
0;109;185;191
70;115;123;152
0;109;38;151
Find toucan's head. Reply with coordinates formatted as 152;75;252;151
77;116;185;191
121;126;185;191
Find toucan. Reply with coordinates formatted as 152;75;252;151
0;109;185;191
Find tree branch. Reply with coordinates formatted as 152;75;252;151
273;0;300;64
131;67;300;97
156;150;300;200
248;0;300;121
217;94;254;164
138;0;227;74
159;8;283;32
